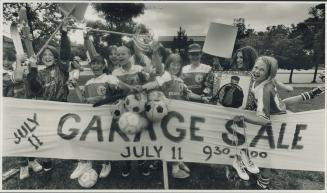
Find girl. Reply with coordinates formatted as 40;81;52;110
26;21;71;172
141;53;209;179
105;45;119;74
233;56;323;189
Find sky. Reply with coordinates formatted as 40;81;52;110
3;2;319;44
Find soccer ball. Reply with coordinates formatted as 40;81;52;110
124;93;147;113
111;100;126;120
145;100;168;122
118;112;148;135
78;168;98;188
147;91;167;102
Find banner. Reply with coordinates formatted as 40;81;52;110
2;98;325;172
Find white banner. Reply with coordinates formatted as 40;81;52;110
2;98;325;172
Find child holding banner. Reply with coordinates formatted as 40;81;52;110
233;56;324;189
141;53;210;179
181;43;212;97
25;19;72;173
3;49;44;180
112;45;152;177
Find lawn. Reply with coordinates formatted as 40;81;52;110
2;87;325;190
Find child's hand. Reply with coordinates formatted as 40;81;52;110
132;85;143;93
16;53;28;64
86;96;104;104
202;96;210;104
233;115;245;123
27;55;38;68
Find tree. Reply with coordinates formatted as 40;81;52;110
87;3;145;57
171;27;189;65
272;37;313;83
93;3;145;30
3;3;65;51
290;4;325;82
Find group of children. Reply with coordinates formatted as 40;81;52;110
3;20;325;189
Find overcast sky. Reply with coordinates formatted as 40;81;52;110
3;2;319;44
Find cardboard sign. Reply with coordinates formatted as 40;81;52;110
2;98;325;172
58;3;89;22
203;22;237;58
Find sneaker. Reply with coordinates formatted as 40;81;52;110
121;164;131;177
178;162;190;173
140;164;150;176
99;163;111;178
225;166;233;181
172;164;190;179
29;160;43;172
310;87;325;97
70;161;92;179
240;150;259;174
19;166;29;180
256;182;270;190
149;160;160;170
232;156;249;181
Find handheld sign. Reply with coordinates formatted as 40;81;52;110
58;3;88;22
203;22;237;58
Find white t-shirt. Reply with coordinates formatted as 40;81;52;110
112;64;144;85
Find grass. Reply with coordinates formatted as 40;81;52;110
2;87;325;190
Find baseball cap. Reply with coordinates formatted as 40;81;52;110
188;43;202;53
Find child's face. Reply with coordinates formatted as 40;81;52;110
3;54;13;70
252;59;269;84
109;49;118;65
91;62;105;77
236;51;243;67
41;49;55;67
169;59;182;76
117;47;131;67
189;52;201;64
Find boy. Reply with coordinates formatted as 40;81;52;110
71;54;132;180
112;45;151;177
181;43;211;97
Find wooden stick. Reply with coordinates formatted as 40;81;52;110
36;6;76;57
67;26;134;37
162;160;169;189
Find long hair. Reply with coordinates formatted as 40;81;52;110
165;53;183;77
105;45;118;74
256;56;278;81
38;45;59;65
230;46;258;71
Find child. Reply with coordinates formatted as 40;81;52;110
181;43;211;97
3;50;43;180
68;56;83;89
26;20;72;173
105;45;119;74
3;48;16;97
70;54;131;181
112;45;151;177
141;53;209;179
233;56;324;189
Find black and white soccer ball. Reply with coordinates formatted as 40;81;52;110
124;93;147;113
118;112;148;135
145;100;168;122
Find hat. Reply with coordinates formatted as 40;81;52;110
231;76;240;82
188;43;202;53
